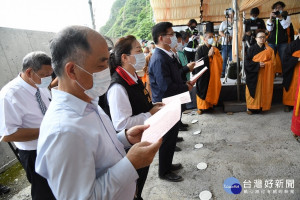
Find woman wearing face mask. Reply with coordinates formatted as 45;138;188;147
104;35;163;200
194;32;223;114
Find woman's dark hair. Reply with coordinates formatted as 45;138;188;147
187;19;197;27
152;22;173;44
175;31;182;39
272;1;286;9
180;30;190;40
109;35;136;75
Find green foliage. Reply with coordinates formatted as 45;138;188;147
99;0;154;40
99;0;126;35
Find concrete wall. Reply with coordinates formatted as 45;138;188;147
0;27;55;172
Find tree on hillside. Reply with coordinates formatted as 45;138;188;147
100;0;154;40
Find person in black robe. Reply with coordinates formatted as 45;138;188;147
244;29;275;114
282;30;300;111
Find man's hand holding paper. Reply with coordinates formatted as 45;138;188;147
141;100;181;143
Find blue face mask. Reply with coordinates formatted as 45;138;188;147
250;16;257;20
207;38;214;45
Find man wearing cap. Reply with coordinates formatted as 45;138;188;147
243;7;266;53
267;1;294;72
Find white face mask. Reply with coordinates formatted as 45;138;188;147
170;35;178;49
250;16;257;20
164;35;177;49
207;38;214;45
75;64;111;99
31;71;52;88
130;53;146;71
176;42;183;52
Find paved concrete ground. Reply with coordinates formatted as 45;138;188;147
142;104;299;200
3;104;299;200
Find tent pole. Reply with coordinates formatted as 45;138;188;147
242;11;246;81
233;0;240;102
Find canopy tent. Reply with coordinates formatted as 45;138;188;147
150;0;300;28
150;0;300;101
150;0;300;62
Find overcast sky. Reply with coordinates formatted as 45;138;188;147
0;0;116;32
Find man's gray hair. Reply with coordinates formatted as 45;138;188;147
50;26;92;77
22;51;51;72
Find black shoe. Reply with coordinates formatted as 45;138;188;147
221;74;225;78
284;106;293;112
176;137;184;142
159;172;183;182
179;126;188;131
180;121;188;127
0;184;10;195
175;146;182;152
171;163;183;171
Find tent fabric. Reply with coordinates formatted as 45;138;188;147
150;0;300;60
150;0;300;28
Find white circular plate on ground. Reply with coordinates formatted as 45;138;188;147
194;143;203;149
191;119;198;124
199;190;212;200
197;162;207;170
193;130;201;135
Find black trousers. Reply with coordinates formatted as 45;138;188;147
159;122;179;176
18;149;55;200
135;166;150;200
184;50;196;62
125;149;149;200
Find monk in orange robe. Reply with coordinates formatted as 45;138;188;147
194;32;223;114
282;32;300;112
245;30;275;114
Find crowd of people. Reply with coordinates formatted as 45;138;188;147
0;1;299;200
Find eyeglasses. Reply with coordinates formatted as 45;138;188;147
163;33;175;37
256;36;266;39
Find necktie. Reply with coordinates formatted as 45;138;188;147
35;88;47;115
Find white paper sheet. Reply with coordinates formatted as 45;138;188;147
141;100;181;143
194;59;204;69
190;66;208;84
162;91;191;105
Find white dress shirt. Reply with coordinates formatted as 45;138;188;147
266;16;291;31
0;74;51;150
36;89;138;200
107;68;151;132
156;47;174;58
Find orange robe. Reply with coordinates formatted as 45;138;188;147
197;47;223;109
274;53;282;74
291;51;300;135
245;45;275;111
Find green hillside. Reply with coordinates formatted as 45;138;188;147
99;0;154;40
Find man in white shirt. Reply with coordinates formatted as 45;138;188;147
219;8;234;77
0;51;55;200
35;25;161;200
